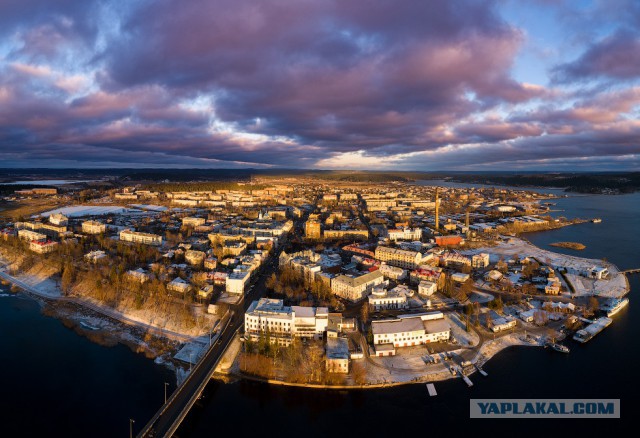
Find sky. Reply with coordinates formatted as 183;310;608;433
1;0;639;171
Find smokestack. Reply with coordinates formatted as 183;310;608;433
434;187;439;231
465;208;470;228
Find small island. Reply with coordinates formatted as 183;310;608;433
550;241;586;250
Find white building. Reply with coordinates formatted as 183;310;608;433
167;277;191;294
418;280;437;297
226;270;251;294
325;337;350;374
49;213;68;226
182;217;206;227
331;270;384;302
120;229;162;246
371;314;450;356
82;220;106;234
387;228;422;241
244;298;329;346
378;263;407;281
18;229;47;242
368;285;409;311
375;246;422;269
29;240;58;254
85;250;107;263
472;253;490;269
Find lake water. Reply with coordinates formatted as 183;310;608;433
1;188;636;436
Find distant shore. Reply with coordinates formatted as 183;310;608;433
549;241;586;250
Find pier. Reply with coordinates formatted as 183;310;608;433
426;383;437;396
621;268;640;275
475;365;488;377
462;375;474;387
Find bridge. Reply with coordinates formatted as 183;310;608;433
136;241;285;437
136;309;240;438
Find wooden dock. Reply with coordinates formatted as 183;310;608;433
426;383;437;396
475;365;488;377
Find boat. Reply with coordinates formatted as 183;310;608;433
573;317;612;343
602;298;629;317
549;343;570;353
592;218;602;223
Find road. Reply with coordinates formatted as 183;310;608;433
138;229;289;437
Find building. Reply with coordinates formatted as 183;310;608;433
126;268;151;283
204;257;217;270
185;250;206;266
331;270;384;302
29;240;58;254
18;229;47;242
119;229;162;246
226;270;251;294
545;278;561;295
49;213;68;226
375;246;422;269
388;228;422;241
244;298;329;346
84;250;107;263
472;253;490;269
418;280;437;297
82;220;106;235
435;235;463;247
305;220;322;239
182;217;206;227
378;263;406;280
325;337;350;374
167;277;191;294
39;223;67;238
323;229;369;240
368;285;409;311
371;313;450;356
223;241;247;257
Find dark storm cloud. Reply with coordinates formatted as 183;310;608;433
0;0;638;169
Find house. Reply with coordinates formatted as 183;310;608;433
167;277;191;294
368;285;409;311
325;337;350;374
126;268;151;283
472;253;490;269
418;280;437;297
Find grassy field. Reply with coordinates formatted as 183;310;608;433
0;199;62;221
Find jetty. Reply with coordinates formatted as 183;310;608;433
621;268;640;275
426;383;437;396
475;365;488;377
462;374;474;387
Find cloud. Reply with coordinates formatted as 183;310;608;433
553;30;640;82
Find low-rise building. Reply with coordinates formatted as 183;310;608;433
120;229;162;246
325;337;350;374
368;285;409;311
85;250;107;263
371;313;450;356
82;220;106;234
182;217;206;227
387;228;422;241
331;270;384;302
126;268;151;283
185;250;206;266
375;246;422;269
418;280;437;297
29;240;58;254
167;277;191;294
18;229;47;242
49;213;68;226
226;270;251;294
472;253;490;269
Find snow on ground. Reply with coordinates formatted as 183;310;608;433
38;205;133;217
446;313;480;347
174;341;208;365
463;237;628;298
128;204;168;211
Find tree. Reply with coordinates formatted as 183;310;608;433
588;296;599;312
352;361;367;385
360;303;370;324
61;263;76;295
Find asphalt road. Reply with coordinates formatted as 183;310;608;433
140;242;285;437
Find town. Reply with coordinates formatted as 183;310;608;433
0;177;631;392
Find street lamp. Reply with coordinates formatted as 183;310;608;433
164;382;169;404
129;419;135;438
